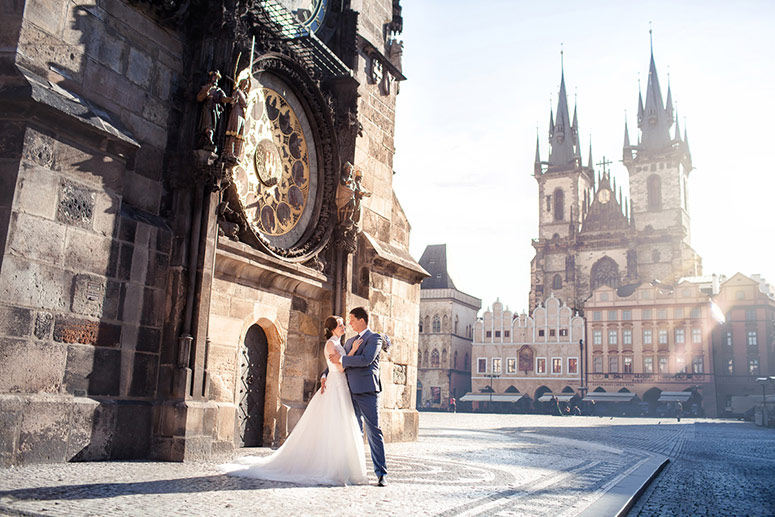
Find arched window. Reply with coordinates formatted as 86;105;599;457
441;349;447;367
590;256;620;291
423;350;429;368
647;174;662;210
431;349;440;367
425;316;430;333
553;188;565;221
464;353;470;371
552;274;562;289
418;320;423;333
432;316;441;333
442;315;449;332
417;350;422;368
454;316;459;335
454;350;458;369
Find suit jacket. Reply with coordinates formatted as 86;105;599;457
340;329;382;394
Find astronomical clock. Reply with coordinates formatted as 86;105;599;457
228;58;337;261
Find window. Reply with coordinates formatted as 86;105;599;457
507;358;516;374
538;329;545;337
442;349;447;367
432;316;441;333
504;330;510;338
643;356;654;373
725;332;733;347
568;358;578;374
608;310;617;321
623;329;632;346
608;330;618;345
552;274;563;289
746;309;756;321
593;356;603;373
657;309;667;319
642;309;652;320
495;331;501;338
492;358;502;374
423;350;429;367
658;329;668;345
658;356;668;373
553;188;565;221
647;174;662;209
622;310;632;321
674;307;684;319
593;330;602;345
692;328;702;344
552;358;562;374
536;358;546;374
749;358;759;375
643;329;653;345
419;320;423;333
549;329;556;337
559;329;568;336
454;317;458;335
477;358;486;373
692;355;704;374
676;356;686;373
608;356;619;373
431;349;440;367
675;329;685;344
623;356;633;373
690;307;700;318
593;311;602;321
454;351;458;369
486;330;492;338
727;358;734;375
748;331;758;346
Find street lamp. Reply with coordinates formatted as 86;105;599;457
578;339;585;399
484;373;500;405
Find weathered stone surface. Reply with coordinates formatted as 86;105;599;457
129;352;158;397
63;344;121;396
17;396;71;464
0;256;71;311
13;162;59;220
140;287;164;327
0;305;33;338
53;315;121;347
68;398;118;461
122;169;162;213
57;180;96;228
136;326;161;353
63;227;113;275
111;402;151;459
93;190;119;238
0;339;66;393
70;273;107;317
33;312;53;340
8;212;66;264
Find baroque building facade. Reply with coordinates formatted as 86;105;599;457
416;244;480;410
530;46;701;311
469;296;585;409
0;0;427;466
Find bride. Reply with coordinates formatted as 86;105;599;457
221;316;368;485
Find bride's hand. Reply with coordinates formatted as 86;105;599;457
351;338;363;352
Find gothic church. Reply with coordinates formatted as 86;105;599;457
530;45;702;310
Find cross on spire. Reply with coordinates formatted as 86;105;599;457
596;156;612;174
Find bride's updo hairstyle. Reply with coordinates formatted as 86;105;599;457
323;316;340;339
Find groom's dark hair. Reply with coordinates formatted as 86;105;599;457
349;306;369;324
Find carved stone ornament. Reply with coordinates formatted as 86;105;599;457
224;53;338;262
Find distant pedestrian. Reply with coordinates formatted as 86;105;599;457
676;401;683;422
449;397;457;413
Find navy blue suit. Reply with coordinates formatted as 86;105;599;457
341;329;387;478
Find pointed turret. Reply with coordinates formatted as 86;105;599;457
673;111;682;142
623;117;633;163
534;132;542;174
639;43;673;153
587;140;594;169
548;107;555;136
547;65;577;172
637;87;644;127
665;81;675;125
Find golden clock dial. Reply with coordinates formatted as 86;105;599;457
232;74;318;249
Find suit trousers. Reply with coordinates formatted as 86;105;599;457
350;391;387;477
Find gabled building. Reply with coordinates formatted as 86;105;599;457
417;244;480;410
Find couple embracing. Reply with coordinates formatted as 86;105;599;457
223;307;387;487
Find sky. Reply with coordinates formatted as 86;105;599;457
392;0;775;315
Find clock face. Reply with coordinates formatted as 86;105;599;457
597;188;611;204
276;0;328;34
232;73;318;249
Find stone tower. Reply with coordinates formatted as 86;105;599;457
530;63;594;309
622;41;702;284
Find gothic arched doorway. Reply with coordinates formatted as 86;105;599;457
239;324;269;447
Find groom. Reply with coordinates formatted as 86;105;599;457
327;306;388;486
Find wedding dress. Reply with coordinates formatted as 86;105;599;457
222;337;368;485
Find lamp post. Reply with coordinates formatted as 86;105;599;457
756;376;775;426
578;339;585;399
484;373;500;406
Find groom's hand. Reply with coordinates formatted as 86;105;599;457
328;349;342;364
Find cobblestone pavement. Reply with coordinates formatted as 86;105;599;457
0;414;772;516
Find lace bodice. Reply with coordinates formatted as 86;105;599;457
325;338;346;376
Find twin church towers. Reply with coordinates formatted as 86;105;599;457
530;41;702;310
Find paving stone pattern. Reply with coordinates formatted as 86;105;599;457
0;414;772;516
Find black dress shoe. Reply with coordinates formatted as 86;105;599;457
377;476;387;487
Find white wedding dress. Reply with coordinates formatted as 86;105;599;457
221;337;368;485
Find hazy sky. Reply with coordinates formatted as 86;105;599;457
392;0;775;314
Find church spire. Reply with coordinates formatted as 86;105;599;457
547;51;578;172
665;78;675;125
639;35;673;153
534;131;542;174
587;138;594;169
623;116;632;162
